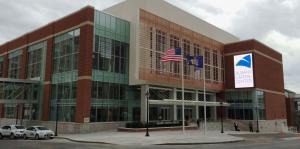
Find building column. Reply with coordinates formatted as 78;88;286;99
195;90;199;120
173;88;177;121
140;85;149;122
0;104;4;118
42;38;53;121
211;93;217;121
75;24;93;123
3;54;8;78
19;48;28;79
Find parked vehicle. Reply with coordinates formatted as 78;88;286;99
0;125;25;139
23;126;54;140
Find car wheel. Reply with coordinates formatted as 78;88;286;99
0;133;3;139
10;133;15;139
35;134;39;140
23;134;27;139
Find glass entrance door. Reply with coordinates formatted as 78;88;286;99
161;107;170;120
185;108;193;121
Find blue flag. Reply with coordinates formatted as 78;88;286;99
174;48;182;55
195;55;203;69
186;55;194;65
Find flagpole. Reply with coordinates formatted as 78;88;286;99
203;53;207;135
181;50;185;134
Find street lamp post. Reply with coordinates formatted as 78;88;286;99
255;92;260;133
145;90;150;137
256;106;260;133
220;102;224;133
55;99;60;136
15;104;19;125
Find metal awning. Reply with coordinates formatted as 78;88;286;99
0;78;40;84
0;100;38;104
149;99;230;107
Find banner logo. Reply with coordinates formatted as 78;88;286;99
234;53;254;88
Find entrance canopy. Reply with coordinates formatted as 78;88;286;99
149;99;230;107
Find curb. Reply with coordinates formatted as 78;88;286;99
156;139;245;145
54;136;114;145
54;136;244;145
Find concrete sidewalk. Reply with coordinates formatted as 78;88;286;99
57;130;245;145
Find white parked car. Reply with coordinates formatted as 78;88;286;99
0;125;25;139
23;126;54;140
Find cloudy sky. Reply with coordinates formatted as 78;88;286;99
0;0;299;92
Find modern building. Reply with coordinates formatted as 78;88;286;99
0;0;287;132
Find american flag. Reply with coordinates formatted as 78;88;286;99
161;48;183;62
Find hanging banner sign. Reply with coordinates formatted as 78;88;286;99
234;53;254;88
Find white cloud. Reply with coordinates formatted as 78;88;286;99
0;0;299;92
262;30;300;92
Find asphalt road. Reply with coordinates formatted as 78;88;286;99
0;134;300;149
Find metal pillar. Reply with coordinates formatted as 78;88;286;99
145;90;150;137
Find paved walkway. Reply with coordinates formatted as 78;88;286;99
58;130;245;145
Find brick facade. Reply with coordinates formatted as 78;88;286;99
285;97;296;126
75;24;94;123
224;39;286;120
0;6;95;123
0;7;287;124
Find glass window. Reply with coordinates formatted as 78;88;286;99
226;90;265;120
8;54;21;79
27;48;42;78
194;44;201;56
205;65;211;80
204;48;210;65
50;105;75;122
53;29;80;74
183;39;191;56
154;29;167;72
212;50;218;67
169;35;180;75
93;36;128;74
4;104;16;118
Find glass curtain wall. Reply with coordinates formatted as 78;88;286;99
91;10;138;122
26;41;47;120
226;90;266;120
0;82;40;120
27;42;45;79
49;29;80;122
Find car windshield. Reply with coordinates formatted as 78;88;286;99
15;126;25;129
36;127;49;130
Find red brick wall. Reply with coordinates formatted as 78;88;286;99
75;24;94;123
224;55;235;89
224;39;283;91
3;55;8;78
0;104;4;118
285;98;295;126
253;53;284;93
224;40;286;120
41;38;53;121
264;92;286;120
225;39;281;61
42;84;51;121
20;48;28;79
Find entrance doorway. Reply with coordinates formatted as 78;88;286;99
160;107;170;120
177;106;193;121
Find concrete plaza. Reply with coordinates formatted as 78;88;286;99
58;130;246;145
